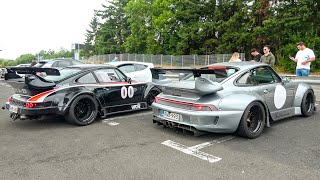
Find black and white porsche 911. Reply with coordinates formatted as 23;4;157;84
4;65;161;125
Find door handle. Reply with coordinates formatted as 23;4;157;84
103;87;109;91
263;89;271;94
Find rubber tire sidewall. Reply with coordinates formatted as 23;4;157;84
66;94;98;126
301;89;315;117
237;101;266;139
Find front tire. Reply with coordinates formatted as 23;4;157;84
301;90;315;117
66;95;98;126
237;101;266;139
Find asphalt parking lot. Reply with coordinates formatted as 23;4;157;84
0;79;320;179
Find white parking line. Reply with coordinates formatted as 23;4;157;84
161;136;235;163
189;136;235;150
161;140;222;163
102;111;152;121
102;120;120;126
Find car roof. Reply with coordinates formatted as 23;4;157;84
38;58;82;63
106;61;153;66
66;64;115;70
207;62;268;70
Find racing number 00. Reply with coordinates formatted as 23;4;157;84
121;86;134;99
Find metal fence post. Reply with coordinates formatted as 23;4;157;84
182;55;184;67
223;54;225;62
194;54;196;67
161;54;163;66
143;54;145;62
151;54;153;63
171;55;173;67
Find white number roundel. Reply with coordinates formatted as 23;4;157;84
128;86;134;98
121;86;134;99
121;86;128;99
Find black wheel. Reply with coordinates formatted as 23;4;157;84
146;90;161;108
237;101;266;139
301;90;315;117
66;95;98;126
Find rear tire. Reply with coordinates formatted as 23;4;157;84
66;95;98;126
237;101;266;139
301;90;315;117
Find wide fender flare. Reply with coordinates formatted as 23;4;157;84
55;90;102;115
293;83;314;107
143;82;162;99
218;93;271;127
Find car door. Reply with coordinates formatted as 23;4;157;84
93;68;147;112
251;66;294;120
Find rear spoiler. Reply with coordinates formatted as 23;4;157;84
6;67;60;75
5;67;60;80
150;68;224;96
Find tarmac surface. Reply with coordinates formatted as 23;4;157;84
0;79;320;179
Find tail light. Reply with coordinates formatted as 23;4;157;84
8;97;12;103
154;96;160;103
191;104;217;111
26;102;37;108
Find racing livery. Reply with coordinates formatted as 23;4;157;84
4;65;160;125
151;62;316;138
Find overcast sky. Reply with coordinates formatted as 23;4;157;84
0;0;106;60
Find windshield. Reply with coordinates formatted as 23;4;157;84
44;68;81;82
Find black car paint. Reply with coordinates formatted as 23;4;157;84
5;65;157;121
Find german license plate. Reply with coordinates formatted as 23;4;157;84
9;105;18;113
161;110;180;121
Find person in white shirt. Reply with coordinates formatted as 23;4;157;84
229;52;242;62
289;42;316;76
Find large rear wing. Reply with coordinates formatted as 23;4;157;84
5;67;60;80
150;67;228;96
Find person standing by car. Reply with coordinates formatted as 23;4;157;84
250;48;262;62
289;42;316;77
260;45;276;67
229;52;242;62
111;56;119;62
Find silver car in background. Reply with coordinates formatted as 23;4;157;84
151;62;316;138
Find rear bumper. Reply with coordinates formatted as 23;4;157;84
6;102;60;116
152;102;244;133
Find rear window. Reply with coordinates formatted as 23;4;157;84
34;62;47;68
44;68;81;82
182;67;238;83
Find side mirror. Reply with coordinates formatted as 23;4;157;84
127;77;132;84
281;76;290;84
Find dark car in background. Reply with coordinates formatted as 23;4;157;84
34;58;84;70
4;64;160;125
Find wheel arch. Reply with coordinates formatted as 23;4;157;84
218;93;271;128
293;83;314;108
60;91;103;116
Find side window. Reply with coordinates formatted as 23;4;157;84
72;61;83;65
267;67;281;83
252;67;276;84
94;69;121;83
118;64;135;73
76;73;97;84
237;72;255;85
135;64;147;71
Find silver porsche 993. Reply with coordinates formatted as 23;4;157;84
151;62;316;139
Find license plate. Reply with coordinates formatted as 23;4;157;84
9;105;18;113
131;103;141;110
161;110;180;121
